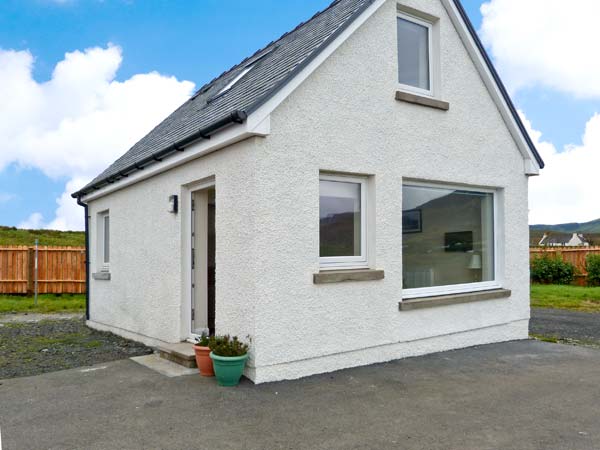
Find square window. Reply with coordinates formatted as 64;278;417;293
319;175;368;269
397;13;432;94
402;183;498;297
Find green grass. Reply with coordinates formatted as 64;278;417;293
0;294;85;314
0;225;84;247
531;284;600;312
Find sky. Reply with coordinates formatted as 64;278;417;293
0;0;598;230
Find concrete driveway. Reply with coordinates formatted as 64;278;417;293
1;340;599;450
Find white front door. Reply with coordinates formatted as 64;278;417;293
191;187;215;336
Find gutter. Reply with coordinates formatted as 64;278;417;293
76;196;90;321
71;109;248;199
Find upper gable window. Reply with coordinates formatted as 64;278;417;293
397;12;432;95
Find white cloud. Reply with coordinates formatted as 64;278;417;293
0;44;195;230
18;212;45;230
0;192;16;203
480;0;600;98
527;111;600;224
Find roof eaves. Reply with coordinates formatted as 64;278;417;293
73;0;376;200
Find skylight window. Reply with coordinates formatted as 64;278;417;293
217;65;253;95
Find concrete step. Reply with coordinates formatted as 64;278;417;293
131;354;198;377
157;342;197;368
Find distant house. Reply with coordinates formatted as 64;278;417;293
539;233;590;247
72;0;544;383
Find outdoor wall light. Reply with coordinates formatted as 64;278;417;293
168;195;178;214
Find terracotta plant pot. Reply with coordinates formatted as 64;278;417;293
210;352;248;386
193;345;214;376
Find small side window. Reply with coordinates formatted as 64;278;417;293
319;174;368;269
103;214;110;265
98;211;110;271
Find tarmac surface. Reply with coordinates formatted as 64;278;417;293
1;340;599;450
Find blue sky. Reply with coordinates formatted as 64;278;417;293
0;0;598;228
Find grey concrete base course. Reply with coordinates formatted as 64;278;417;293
1;340;600;450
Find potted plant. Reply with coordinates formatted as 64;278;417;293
193;333;214;377
209;335;249;386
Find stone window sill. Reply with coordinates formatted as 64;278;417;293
395;91;449;111
92;272;111;281
399;288;511;311
313;269;384;284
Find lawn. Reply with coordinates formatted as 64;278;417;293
531;284;600;312
0;294;85;314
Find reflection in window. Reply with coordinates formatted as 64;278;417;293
402;184;494;289
397;15;431;91
319;180;361;257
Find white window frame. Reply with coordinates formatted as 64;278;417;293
396;11;434;97
319;174;368;270
97;211;110;272
402;181;502;299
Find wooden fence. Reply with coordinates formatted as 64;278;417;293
0;246;86;295
530;246;600;284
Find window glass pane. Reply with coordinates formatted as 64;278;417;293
402;185;494;289
320;180;361;257
103;215;110;264
397;17;430;90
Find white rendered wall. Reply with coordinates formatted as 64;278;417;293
86;137;261;346
85;0;531;383
248;0;531;382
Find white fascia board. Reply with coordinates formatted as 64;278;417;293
248;0;388;128
81;117;270;202
440;0;540;176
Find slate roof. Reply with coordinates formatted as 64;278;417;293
74;0;544;198
74;0;375;197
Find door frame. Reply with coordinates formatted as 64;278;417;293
181;176;215;341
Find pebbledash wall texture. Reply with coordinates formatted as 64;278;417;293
86;0;532;383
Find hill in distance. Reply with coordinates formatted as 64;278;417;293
0;226;85;247
530;218;600;234
530;218;600;246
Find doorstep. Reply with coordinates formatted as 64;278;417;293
131;354;198;377
156;342;197;368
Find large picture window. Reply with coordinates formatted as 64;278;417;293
402;183;498;297
319;174;367;269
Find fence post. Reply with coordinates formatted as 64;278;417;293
27;246;34;295
34;239;38;305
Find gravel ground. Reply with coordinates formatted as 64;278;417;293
0;318;152;379
0;312;83;324
530;307;600;347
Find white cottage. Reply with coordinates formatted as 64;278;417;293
73;0;544;383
